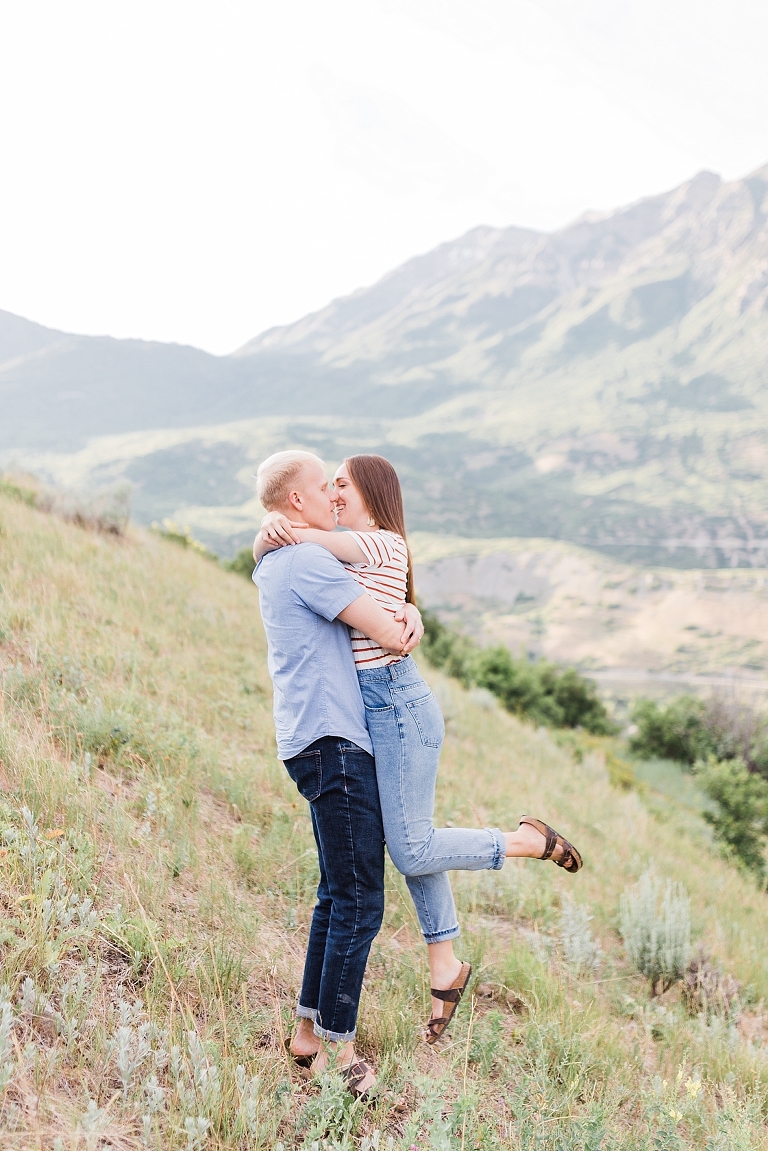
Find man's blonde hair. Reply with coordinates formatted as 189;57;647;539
256;450;325;511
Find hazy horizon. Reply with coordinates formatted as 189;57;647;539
3;158;765;358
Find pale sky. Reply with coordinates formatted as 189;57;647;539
1;1;767;355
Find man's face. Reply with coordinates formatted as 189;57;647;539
288;461;336;529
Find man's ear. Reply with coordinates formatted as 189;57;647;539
287;490;303;512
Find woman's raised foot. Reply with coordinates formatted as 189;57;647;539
507;816;583;872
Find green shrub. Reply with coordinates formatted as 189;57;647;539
694;756;768;878
421;610;615;734
619;871;691;995
150;519;218;561
421;609;477;685
222;546;256;580
152;531;257;580
474;645;556;723
0;475;37;506
545;664;616;735
604;749;636;790
629;695;710;764
630;693;768;773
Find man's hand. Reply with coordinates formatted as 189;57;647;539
261;510;309;546
339;594;411;655
394;602;423;654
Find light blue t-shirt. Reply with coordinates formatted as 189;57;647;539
252;543;373;761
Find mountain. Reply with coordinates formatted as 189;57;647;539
0;312;279;452
3;162;768;563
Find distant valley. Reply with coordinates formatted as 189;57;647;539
3;161;768;570
411;534;768;706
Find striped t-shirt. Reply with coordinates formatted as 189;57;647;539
343;530;408;668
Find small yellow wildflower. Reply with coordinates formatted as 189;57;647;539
669;1108;683;1122
685;1078;702;1099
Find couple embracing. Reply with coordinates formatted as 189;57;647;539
251;450;583;1099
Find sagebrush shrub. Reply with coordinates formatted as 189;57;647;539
560;895;602;974
619;871;691;994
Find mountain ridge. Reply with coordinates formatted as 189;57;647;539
235;167;732;360
3;161;768;564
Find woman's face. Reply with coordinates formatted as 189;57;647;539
333;464;375;530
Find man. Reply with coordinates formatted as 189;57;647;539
252;449;422;1098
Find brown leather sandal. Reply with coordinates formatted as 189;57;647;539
426;961;472;1044
341;1059;375;1100
520;816;583;873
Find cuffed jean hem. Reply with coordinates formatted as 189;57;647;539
488;827;506;871
314;1022;356;1043
297;1004;317;1021
422;923;461;945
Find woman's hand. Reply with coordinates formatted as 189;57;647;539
394;602;424;654
253;512;308;564
261;511;309;546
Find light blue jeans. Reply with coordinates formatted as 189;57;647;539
357;656;505;944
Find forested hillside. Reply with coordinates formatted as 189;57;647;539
2;493;768;1147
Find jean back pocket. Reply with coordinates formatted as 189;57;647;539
406;693;445;748
284;748;322;802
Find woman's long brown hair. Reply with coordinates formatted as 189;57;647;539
344;454;415;604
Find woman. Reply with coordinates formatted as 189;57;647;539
255;454;583;1042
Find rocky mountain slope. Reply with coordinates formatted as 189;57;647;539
3;162;768;563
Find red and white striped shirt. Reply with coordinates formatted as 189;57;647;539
343;530;408;668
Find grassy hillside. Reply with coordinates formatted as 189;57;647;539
3;495;768;1148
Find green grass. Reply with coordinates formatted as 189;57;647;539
631;757;716;816
2;494;768;1148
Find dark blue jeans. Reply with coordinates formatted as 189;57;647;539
283;736;385;1042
